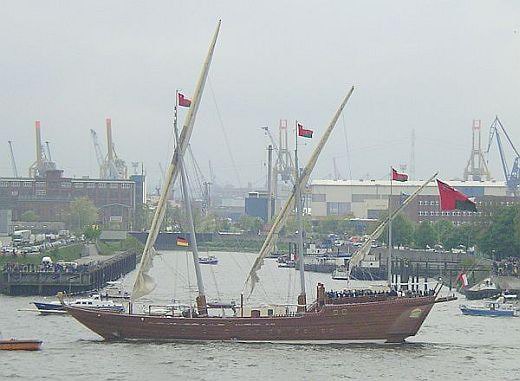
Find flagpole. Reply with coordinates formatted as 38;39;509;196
388;167;393;288
295;121;306;310
175;90;207;315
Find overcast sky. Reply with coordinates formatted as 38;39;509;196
1;1;519;191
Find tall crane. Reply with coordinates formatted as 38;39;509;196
90;129;106;177
45;141;52;161
8;141;19;178
486;116;520;195
260;125;294;184
89;119;128;179
28;120;57;177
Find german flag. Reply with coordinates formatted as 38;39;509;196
176;236;189;247
437;179;477;212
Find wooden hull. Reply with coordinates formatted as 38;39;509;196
67;296;440;344
0;340;42;351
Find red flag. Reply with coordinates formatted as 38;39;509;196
297;123;313;138
391;167;408;182
456;272;469;287
178;93;191;108
437;179;477;212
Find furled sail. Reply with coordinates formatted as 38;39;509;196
132;21;221;300
347;172;438;277
244;86;355;296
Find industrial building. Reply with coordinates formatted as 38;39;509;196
309;179;514;223
0;170;145;231
244;191;275;222
2;118;145;232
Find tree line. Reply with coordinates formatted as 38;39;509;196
376;205;520;259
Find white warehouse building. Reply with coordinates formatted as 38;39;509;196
309;179;509;219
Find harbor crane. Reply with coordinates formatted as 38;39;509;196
486;116;520;195
90;129;106;178
8;141;19;178
28;121;57;177
260;125;294;184
89;118;128;179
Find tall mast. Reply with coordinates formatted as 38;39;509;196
132;20;221;301
245;86;355;296
174;90;207;316
295;122;306;310
387;167;393;287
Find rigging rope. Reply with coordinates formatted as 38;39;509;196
208;78;242;187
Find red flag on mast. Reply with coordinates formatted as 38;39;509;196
391;167;408;182
437;179;477;211
178;93;191;108
297;123;313;138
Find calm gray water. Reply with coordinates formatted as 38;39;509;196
1;251;519;381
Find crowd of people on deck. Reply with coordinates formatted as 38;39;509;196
2;262;90;274
326;288;435;300
493;257;520;277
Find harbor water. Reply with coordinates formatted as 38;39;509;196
1;251;519;380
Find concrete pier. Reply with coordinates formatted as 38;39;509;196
0;250;137;296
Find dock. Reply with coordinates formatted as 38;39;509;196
0;250;137;296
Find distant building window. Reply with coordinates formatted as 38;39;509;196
435;201;439;205
73;183;84;188
109;183;118;189
352;194;379;202
327;202;350;216
430;201;435;205
11;190;18;196
98;183;106;188
36;189;46;196
86;183;96;189
61;182;71;188
36;182;45;188
11;181;20;187
0;181;7;187
121;183;132;189
419;201;423;205
430;211;434;216
312;194;326;202
23;181;32;187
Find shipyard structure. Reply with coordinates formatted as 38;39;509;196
1;119;145;234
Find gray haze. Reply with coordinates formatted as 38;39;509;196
1;1;519;191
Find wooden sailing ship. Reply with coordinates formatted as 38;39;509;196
66;20;454;344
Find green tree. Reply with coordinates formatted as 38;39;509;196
477;205;520;258
67;197;99;232
414;221;437;248
441;223;477;251
20;210;39;222
84;225;101;240
238;215;263;235
375;212;415;247
434;220;454;248
284;215;312;238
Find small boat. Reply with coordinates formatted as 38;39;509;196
460;277;501;300
198;256;218;265
0;339;42;351
99;281;130;300
460;298;518;317
33;295;125;314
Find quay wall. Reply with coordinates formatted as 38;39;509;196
0;250;137;296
